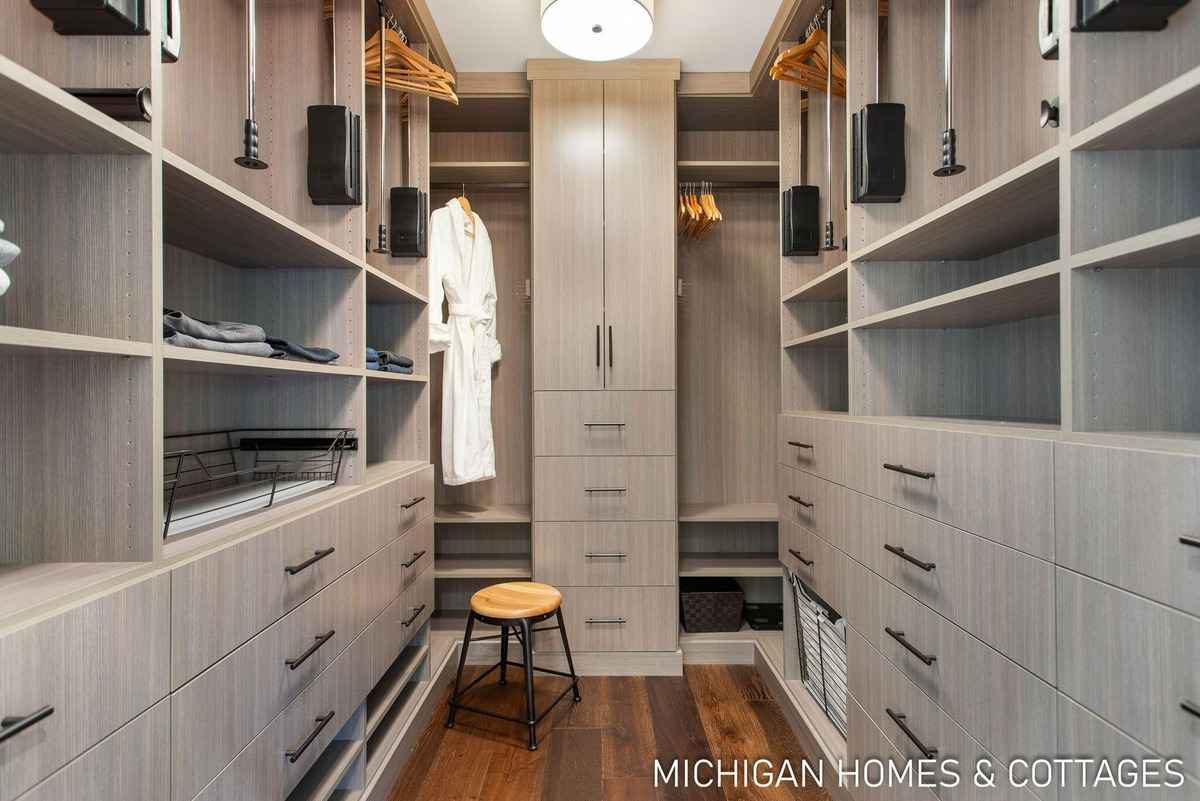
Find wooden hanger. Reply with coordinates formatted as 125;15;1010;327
365;27;459;105
455;184;474;238
770;27;847;97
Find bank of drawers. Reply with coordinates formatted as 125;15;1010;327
534;391;676;456
171;465;433;688
847;695;939;801
0;573;170;801
533;522;676;587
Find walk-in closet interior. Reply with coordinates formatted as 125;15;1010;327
0;0;1197;798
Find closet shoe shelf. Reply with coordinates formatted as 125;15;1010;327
853;261;1061;330
679;501;779;523
163;345;362;378
852;150;1060;262
1072;217;1200;271
286;738;363;801
782;262;848;303
434;504;532;524
0;325;153;358
0;54;151;155
1071;64;1200;151
783;323;849;349
366;645;430;739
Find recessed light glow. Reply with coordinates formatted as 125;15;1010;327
541;0;654;62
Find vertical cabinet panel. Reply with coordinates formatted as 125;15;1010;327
602;79;677;390
531;80;606;391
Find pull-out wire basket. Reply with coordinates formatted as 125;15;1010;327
163;428;356;539
789;569;849;736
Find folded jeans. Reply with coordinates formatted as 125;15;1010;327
267;338;339;364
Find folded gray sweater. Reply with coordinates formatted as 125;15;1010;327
164;308;267;343
166;331;283;358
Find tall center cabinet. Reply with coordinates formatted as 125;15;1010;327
528;61;682;665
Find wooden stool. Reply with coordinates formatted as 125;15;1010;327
445;582;581;750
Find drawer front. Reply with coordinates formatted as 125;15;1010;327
779;464;828;540
847;695;940;801
540;587;677;652
872;425;1054;559
194;624;375;801
779;415;877;491
171;501;354;689
0;574;170;801
779;519;821;592
533;522;676;586
171;537;403;801
1056;693;1200;801
401;564;435;648
17;701;169;801
397;465;434;533
851;488;1055;682
849;629;1041;801
1056;443;1200;618
400;516;434;590
535;391;676;456
854;567;1057;769
1057;570;1200;778
534;456;676;521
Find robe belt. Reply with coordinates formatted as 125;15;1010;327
448;303;484;320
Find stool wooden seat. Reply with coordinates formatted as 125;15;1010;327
448;581;580;750
470;582;562;619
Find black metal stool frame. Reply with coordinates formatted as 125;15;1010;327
445;607;581;750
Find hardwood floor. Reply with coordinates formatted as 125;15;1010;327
387;665;832;801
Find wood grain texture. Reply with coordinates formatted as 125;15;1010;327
534;391;676;456
533;456;677;522
603;79;677;391
539;587;677;653
533;522;677;587
530;80;605;391
527;60;680;81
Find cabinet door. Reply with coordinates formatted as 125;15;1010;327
532;80;605;391
603;79;676;390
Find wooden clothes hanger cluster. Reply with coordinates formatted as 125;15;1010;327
361;4;459;105
678;183;723;240
770;17;847;97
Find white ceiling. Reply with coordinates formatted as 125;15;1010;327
426;0;785;73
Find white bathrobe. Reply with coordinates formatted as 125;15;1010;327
429;200;501;485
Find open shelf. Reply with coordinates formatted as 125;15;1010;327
1072;64;1200;151
0;55;152;156
679;502;779;523
364;369;429;383
434;504;532;524
853;151;1060;262
679;553;780;578
783;324;850;349
365;679;427;785
163;346;363;379
286;738;363;801
1073;217;1200;271
366;644;429;739
782;263;848;303
434;556;533;580
163;150;364;273
365;265;427;305
677;160;780;183
854;262;1061;330
431;161;530;183
0;325;153;358
363;460;427;487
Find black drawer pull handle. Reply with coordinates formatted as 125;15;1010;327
885;627;937;666
401;496;425;510
403;604;427;627
1181;536;1200;549
0;706;54;744
585;487;627;493
884;544;936;572
787;441;814;450
608;325;613;368
886;708;938;759
788;548;814;567
585;617;626;625
585;552;627;558
585;422;626;428
402;550;427;568
787;494;814;509
285;711;335;763
285;547;336;576
883;463;935;480
596;325;600;368
285;630;336;671
1182;700;1200;720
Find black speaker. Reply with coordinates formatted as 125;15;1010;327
30;0;146;35
307;106;362;206
1075;0;1189;31
852;103;906;204
782;186;820;257
390;187;427;258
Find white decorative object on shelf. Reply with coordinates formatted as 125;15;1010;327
0;218;18;297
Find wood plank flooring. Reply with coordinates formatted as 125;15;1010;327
387;665;832;801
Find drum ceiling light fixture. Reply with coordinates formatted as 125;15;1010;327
540;0;654;62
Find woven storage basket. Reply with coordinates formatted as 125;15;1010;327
680;577;744;633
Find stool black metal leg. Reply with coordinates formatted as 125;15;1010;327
555;608;582;703
499;624;509;685
446;611;476;729
519;617;537;750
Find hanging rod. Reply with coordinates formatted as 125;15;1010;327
679;181;779;189
805;0;834;38
377;1;407;42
